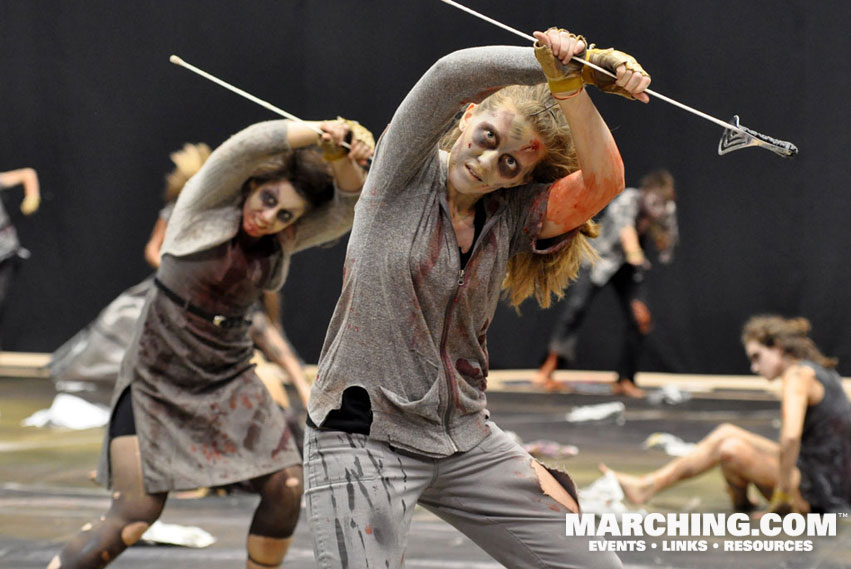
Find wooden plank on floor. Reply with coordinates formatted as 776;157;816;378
0;352;51;378
3;352;850;398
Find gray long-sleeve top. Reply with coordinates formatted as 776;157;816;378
309;46;575;457
161;120;359;292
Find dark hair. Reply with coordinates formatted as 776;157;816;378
742;315;838;369
243;147;334;209
640;169;675;201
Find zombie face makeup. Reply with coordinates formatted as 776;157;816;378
447;103;546;195
241;179;309;237
745;340;788;381
641;188;671;221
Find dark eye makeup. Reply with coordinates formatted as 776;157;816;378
261;190;278;207
474;124;499;148
499;155;520;177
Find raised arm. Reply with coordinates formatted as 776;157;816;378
144;217;168;268
313;119;373;194
283;119;374;254
373;46;546;182
533;30;650;238
0;168;41;215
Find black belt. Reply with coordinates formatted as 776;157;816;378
153;278;251;328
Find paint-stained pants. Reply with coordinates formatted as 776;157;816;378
304;423;622;569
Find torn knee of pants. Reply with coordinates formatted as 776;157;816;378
531;460;581;514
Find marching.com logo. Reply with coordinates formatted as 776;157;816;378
566;512;840;553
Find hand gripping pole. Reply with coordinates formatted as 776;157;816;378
438;0;798;157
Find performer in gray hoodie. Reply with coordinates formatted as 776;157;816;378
305;29;650;568
46;118;373;569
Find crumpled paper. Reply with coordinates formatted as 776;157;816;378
577;471;646;518
139;521;216;548
643;432;696;457
647;384;692;406
565;402;626;424
21;393;110;429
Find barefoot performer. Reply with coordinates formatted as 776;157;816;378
603;315;851;514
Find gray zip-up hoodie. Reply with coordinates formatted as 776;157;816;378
309;46;574;457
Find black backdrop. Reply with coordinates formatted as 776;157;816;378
1;0;849;376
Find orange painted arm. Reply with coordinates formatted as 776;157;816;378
539;89;625;239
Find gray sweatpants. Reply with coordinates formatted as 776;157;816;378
304;423;622;569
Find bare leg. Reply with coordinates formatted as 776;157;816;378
532;352;563;392
600;423;780;506
46;436;167;569
245;466;303;568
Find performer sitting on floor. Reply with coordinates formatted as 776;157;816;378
602;315;851;514
46;117;373;569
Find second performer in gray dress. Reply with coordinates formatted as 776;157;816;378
46;117;373;569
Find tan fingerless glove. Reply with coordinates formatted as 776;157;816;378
533;28;588;95
581;47;649;100
321;117;376;162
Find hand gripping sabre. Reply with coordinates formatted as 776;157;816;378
439;0;798;158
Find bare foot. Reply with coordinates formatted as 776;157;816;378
599;463;655;504
612;381;646;398
532;371;569;393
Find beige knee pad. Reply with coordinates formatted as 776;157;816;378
120;521;151;546
247;534;292;569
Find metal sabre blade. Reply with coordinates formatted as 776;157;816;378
438;0;798;158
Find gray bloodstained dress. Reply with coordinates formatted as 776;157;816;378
95;120;359;493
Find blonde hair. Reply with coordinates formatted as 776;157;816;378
440;84;599;310
742;315;838;369
164;142;212;202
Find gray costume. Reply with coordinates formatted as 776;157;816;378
305;46;621;569
96;120;358;492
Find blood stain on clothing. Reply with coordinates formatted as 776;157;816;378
243;421;261;451
413;217;445;284
270;427;291;458
455;358;482;379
